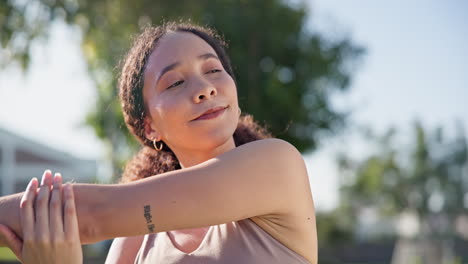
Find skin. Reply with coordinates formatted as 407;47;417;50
1;171;82;263
142;31;240;168
0;31;318;264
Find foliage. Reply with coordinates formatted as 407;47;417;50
337;121;468;238
316;209;354;246
1;0;364;177
0;246;17;260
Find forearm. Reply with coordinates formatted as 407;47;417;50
0;184;107;245
0;192;22;239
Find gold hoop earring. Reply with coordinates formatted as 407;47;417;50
153;139;163;151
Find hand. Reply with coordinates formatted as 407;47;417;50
19;170;83;264
0;224;22;259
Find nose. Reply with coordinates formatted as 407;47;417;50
192;77;217;103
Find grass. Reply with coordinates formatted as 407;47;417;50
0;247;17;261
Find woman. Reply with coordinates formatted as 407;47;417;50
0;21;317;263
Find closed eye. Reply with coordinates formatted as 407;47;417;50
167;80;184;89
207;69;222;74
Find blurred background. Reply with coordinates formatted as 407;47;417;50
0;0;467;263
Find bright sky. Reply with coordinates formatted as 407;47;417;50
305;0;468;211
0;1;466;211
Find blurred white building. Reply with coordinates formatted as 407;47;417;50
0;127;96;196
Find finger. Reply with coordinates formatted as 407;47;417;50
35;170;53;239
20;177;39;242
49;173;64;238
63;184;80;241
0;224;23;261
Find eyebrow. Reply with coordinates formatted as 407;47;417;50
155;53;220;86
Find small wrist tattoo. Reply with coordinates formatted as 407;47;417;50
143;205;155;233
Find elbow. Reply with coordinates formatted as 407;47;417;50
271;138;306;171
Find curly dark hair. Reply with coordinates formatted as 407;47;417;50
118;21;272;183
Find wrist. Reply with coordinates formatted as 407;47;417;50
73;183;110;244
0;193;23;239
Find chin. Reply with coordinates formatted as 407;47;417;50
192;127;235;149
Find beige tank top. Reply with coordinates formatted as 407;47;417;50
134;218;311;264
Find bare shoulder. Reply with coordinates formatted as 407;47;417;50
242;139;318;263
218;138;311;215
225;138;305;170
105;235;145;264
237;138;301;155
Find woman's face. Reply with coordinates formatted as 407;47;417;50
142;31;239;152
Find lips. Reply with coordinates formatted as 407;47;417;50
193;106;228;121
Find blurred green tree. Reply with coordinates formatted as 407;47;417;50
1;0;364;178
337;121;468;239
316;209;354;246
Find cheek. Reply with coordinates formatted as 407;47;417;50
153;95;187;128
218;74;237;97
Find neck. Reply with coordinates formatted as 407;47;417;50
170;137;236;168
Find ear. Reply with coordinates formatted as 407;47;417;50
144;117;161;142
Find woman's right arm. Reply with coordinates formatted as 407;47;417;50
0;170;107;244
0;192;22;245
